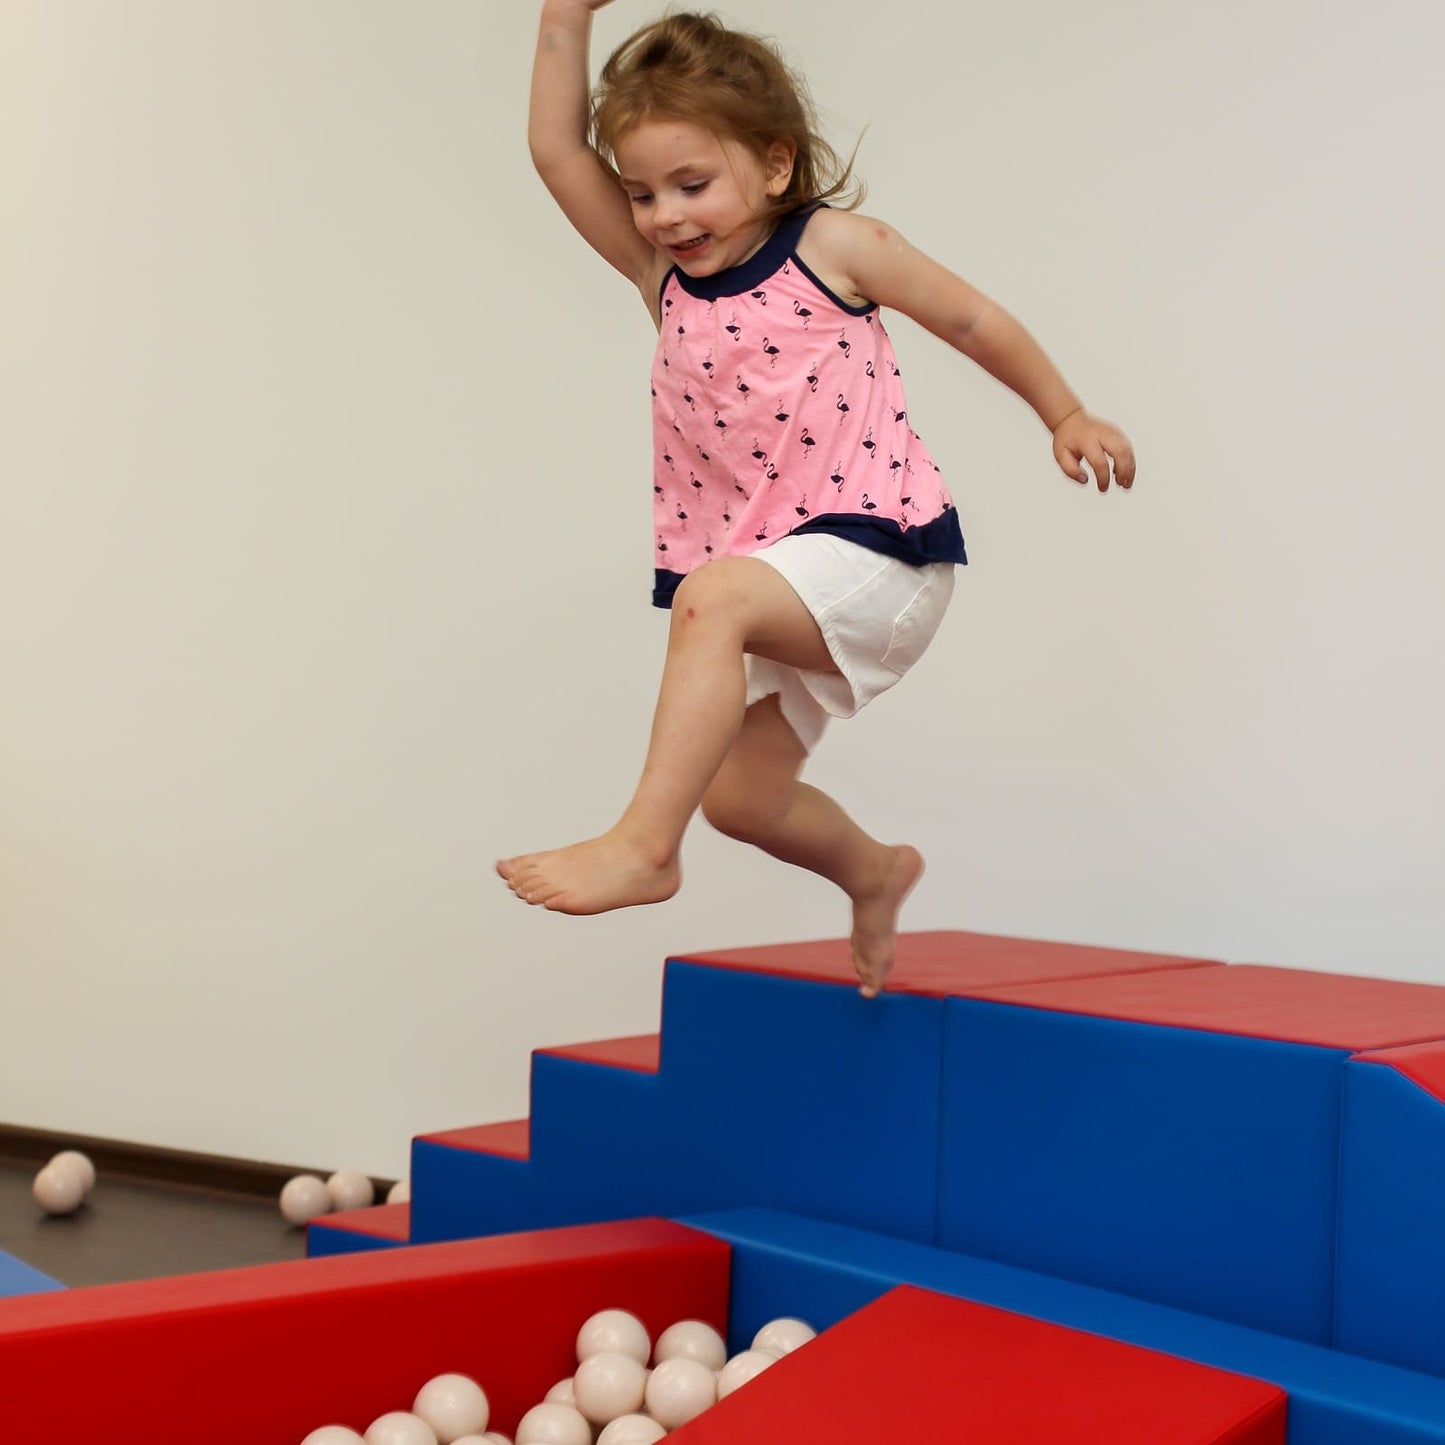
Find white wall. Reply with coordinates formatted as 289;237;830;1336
2;0;1441;1179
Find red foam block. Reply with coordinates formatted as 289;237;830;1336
673;1285;1286;1444
309;1200;411;1241
976;963;1445;1049
539;1033;661;1072
1354;1039;1445;1103
0;1218;728;1445
418;1117;531;1159
676;929;1219;997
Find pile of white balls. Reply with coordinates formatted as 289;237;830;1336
280;1171;409;1226
32;1150;97;1216
298;1306;815;1444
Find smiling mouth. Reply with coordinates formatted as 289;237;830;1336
671;234;710;253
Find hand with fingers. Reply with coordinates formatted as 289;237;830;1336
1052;409;1136;492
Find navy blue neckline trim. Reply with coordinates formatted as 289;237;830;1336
663;204;820;302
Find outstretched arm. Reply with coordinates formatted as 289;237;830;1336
529;0;661;301
804;210;1135;491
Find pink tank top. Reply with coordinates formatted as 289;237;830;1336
650;205;966;606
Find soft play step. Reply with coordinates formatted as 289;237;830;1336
538;1033;661;1072
408;962;950;1248
672;1283;1286;1443
0;1218;728;1444
308;1202;411;1256
419;1119;531;1160
975;963;1445;1050
675;927;1220;996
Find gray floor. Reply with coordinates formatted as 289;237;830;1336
0;1159;307;1287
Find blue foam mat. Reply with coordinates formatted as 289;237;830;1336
679;1206;1445;1445
0;1248;64;1299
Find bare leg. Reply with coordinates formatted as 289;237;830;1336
701;695;924;998
497;558;835;915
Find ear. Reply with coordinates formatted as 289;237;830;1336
764;137;797;197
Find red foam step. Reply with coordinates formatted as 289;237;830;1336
539;1033;662;1072
1355;1040;1445;1102
418;1118;531;1159
978;963;1445;1050
676;929;1220;997
673;1285;1285;1444
0;1218;728;1445
310;1201;411;1241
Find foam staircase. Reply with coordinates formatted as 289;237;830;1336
7;929;1445;1442
303;929;1445;1444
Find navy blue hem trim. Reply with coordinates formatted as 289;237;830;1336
651;511;966;609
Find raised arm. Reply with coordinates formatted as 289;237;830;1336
801;209;1136;491
530;0;660;300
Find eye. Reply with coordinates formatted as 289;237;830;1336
628;192;653;206
681;181;709;195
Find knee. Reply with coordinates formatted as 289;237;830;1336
701;769;786;844
670;562;748;636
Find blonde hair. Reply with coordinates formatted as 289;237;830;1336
592;11;863;215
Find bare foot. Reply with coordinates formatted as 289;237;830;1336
850;844;924;999
496;828;681;916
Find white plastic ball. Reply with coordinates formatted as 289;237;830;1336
717;1348;779;1398
596;1416;667;1445
49;1150;97;1194
513;1403;590;1445
412;1374;489;1442
644;1356;716;1429
301;1429;367;1445
280;1174;333;1225
451;1437;511;1445
364;1414;437;1445
654;1318;726;1371
572;1350;647;1425
388;1179;411;1205
576;1308;650;1365
33;1164;86;1216
543;1378;575;1407
327;1170;376;1212
751;1316;816;1356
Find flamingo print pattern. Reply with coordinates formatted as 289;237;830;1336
650;207;963;601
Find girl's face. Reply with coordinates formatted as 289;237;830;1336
614;118;795;277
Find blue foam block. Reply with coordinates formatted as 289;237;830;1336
679;1206;1445;1445
937;999;1346;1342
305;1224;407;1258
1336;1059;1445;1376
410;1141;557;1243
650;961;944;1240
0;1248;64;1299
414;961;946;1246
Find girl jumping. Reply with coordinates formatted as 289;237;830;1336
498;1;1136;997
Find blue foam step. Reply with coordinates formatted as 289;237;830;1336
412;962;947;1246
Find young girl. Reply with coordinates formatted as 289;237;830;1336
499;0;1135;997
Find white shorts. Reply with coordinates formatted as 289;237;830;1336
745;532;956;752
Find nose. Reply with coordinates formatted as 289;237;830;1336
653;193;683;231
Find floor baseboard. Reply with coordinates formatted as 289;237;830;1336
0;1122;395;1201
